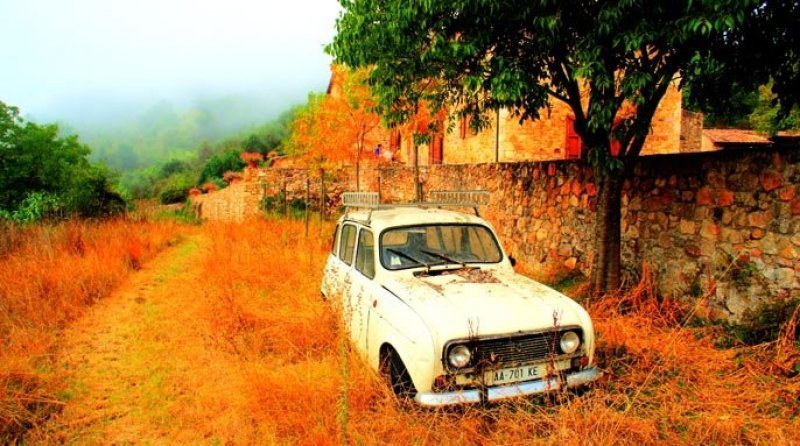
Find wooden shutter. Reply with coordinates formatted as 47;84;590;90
390;130;401;151
429;135;443;164
565;115;582;159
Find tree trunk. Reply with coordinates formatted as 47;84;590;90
592;169;624;294
355;159;360;192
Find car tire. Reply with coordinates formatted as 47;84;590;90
380;347;417;399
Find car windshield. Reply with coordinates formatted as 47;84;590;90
380;224;503;270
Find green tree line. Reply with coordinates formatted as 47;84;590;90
0;101;124;222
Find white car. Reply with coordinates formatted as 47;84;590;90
321;192;599;406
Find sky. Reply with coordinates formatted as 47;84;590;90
0;0;341;124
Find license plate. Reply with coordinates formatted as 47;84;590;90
487;365;540;386
485;360;570;386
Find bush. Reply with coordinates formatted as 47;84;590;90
197;150;246;186
720;298;800;347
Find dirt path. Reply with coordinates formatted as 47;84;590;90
28;233;257;445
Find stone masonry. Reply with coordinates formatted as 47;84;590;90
192;147;800;319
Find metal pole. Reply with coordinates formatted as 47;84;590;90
414;144;421;202
282;181;288;216
261;181;267;213
377;172;382;204
305;176;310;237
321;169;326;221
495;107;500;163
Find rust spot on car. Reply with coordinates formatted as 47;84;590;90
448;268;500;283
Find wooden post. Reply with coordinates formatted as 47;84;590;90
414;144;422;202
261;181;267;213
321;169;327;221
282;181;288;216
495;107;500;163
305;176;310;237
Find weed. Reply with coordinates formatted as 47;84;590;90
9;218;800;444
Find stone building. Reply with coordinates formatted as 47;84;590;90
327;65;703;167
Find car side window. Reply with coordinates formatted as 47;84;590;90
354;229;375;279
339;224;357;266
331;224;340;256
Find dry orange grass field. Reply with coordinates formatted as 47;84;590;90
4;217;799;444
191;220;800;445
0;219;182;441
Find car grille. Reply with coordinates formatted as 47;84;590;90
446;328;583;371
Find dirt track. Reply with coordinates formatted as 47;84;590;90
28;234;257;444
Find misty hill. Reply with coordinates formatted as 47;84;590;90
64;94;295;170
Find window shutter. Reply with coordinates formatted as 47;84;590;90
429;135;443;164
565;115;582;159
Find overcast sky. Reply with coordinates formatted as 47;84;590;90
0;0;341;122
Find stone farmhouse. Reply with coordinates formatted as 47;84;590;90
327;64;705;167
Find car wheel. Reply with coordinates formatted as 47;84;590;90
380;347;417;399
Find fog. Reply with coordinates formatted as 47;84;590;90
0;0;340;141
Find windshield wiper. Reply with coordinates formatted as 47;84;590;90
420;249;466;268
386;248;429;268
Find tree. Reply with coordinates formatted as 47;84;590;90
0;101;124;220
329;0;800;293
286;68;382;189
749;84;800;134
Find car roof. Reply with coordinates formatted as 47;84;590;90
339;206;491;233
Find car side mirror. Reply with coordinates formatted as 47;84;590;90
508;255;517;267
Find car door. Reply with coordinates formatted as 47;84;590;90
324;223;357;307
347;227;377;353
321;224;342;298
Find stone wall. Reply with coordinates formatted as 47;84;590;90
191;167;354;221
192;147;800;318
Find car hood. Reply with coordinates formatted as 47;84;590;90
381;267;588;344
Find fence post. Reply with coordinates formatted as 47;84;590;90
377;171;382;204
282;180;288;216
321;169;327;221
305;176;310;237
414;144;422;202
261;181;267;213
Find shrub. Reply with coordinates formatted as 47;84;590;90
722;298;800;347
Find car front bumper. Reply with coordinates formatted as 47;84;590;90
414;367;601;406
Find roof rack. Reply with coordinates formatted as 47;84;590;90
341;190;490;221
342;192;380;208
428;190;490;208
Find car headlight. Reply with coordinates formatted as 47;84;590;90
448;345;471;368
560;331;580;354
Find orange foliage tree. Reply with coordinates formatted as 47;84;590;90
287;68;382;190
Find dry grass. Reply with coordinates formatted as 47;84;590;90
0;219;181;441
8;217;799;444
186;219;800;445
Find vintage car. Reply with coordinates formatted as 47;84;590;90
321;192;599;405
